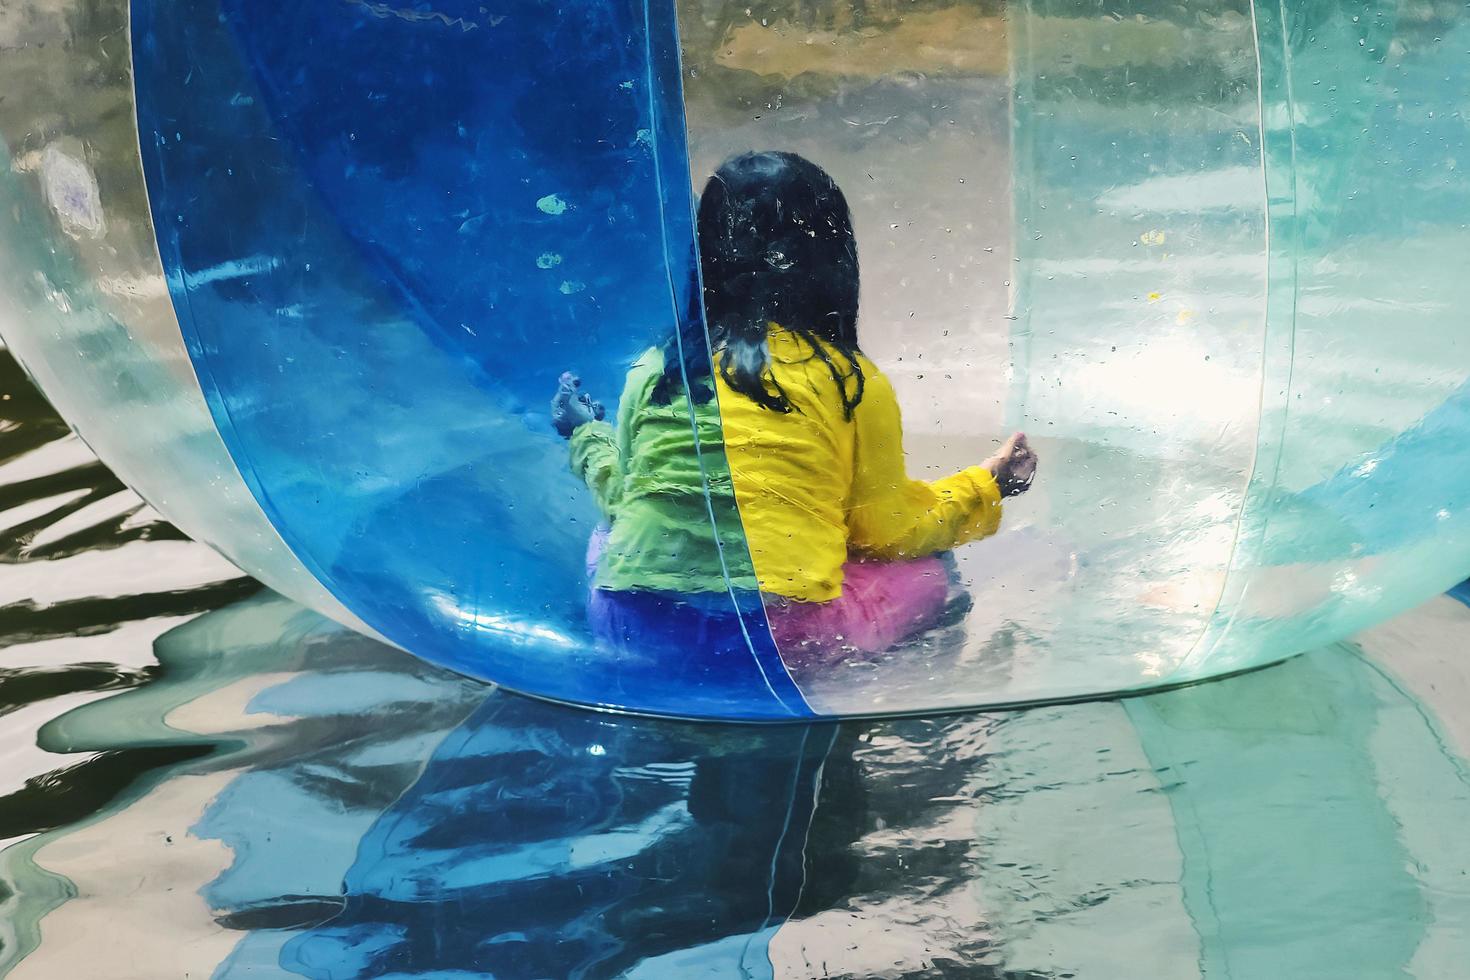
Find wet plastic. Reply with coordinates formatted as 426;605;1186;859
0;0;363;633
0;0;1466;719
128;0;808;719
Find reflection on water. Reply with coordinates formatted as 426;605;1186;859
3;588;1470;978
6;346;1470;977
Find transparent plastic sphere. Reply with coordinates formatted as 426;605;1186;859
2;0;1467;719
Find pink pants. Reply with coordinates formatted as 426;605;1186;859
765;557;950;666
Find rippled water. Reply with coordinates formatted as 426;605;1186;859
3;343;1470;978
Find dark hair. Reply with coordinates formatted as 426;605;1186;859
652;151;865;418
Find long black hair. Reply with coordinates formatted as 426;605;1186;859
651;151;866;419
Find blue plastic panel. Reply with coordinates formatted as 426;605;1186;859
131;0;807;719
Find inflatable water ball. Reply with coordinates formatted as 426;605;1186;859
3;1;1467;720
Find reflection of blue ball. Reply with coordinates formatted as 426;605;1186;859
2;0;1467;719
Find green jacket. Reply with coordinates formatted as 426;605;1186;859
569;349;756;593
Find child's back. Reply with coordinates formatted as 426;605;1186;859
556;148;1037;661
716;326;1003;603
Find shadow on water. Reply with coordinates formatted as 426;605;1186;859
5;340;1470;978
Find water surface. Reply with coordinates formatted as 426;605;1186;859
4;345;1470;978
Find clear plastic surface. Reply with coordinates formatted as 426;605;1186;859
681;0;1277;710
0;0;364;632
1001;1;1270;700
1007;0;1470;698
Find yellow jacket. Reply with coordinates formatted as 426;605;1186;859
570;329;1004;602
716;328;1003;601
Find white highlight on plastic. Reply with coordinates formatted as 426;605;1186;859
430;594;578;648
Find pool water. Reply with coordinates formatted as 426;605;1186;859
4;345;1470;978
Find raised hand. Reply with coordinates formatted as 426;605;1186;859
551;371;606;438
985;431;1038;498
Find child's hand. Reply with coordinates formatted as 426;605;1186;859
984;431;1037;498
551;372;606;438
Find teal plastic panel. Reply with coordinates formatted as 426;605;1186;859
1183;0;1470;678
1007;0;1470;697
